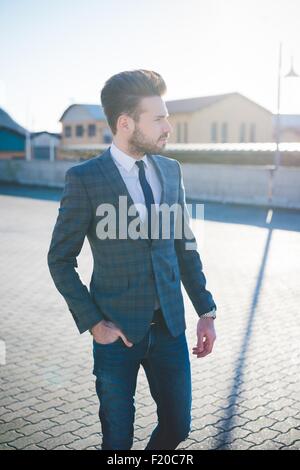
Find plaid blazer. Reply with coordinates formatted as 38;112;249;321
47;148;216;343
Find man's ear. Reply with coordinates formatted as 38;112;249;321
116;114;135;134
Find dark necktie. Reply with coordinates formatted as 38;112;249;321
135;160;155;239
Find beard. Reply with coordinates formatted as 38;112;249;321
128;125;168;156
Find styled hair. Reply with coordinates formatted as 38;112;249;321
100;69;167;134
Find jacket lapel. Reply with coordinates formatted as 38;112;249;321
95;148;136;209
147;154;168;207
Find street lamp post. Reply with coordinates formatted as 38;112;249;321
25;130;31;161
269;42;299;206
274;42;282;169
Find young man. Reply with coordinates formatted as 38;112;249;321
47;69;217;450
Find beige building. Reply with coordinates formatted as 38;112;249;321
58;97;300;151
166;92;274;143
59;104;112;148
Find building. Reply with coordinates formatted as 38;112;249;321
0;107;27;159
166;92;274;144
31;131;61;160
58;95;300;150
59;104;112;150
274;114;300;142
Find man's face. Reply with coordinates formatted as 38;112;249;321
128;96;172;155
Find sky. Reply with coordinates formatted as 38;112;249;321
1;0;300;132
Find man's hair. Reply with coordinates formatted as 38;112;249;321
100;69;167;135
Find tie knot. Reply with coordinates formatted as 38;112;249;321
135;160;145;171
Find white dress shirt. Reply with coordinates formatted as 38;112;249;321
110;141;162;310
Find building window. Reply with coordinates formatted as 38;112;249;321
239;123;246;142
76;125;84;137
177;123;181;143
250;123;256;142
184;122;188;143
65;126;71;138
221;122;228;143
211;122;217;143
88;124;96;137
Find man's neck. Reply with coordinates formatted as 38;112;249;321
112;139;144;160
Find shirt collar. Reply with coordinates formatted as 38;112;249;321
110;141;150;173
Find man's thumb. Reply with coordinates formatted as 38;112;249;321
120;333;133;348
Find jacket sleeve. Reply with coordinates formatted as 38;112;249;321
174;161;217;316
47;167;104;333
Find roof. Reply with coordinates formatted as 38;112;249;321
31;131;61;139
166;92;272;115
0;107;27;135
59;104;106;122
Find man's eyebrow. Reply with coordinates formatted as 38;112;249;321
155;114;169;118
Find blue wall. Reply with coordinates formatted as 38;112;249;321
0;128;25;151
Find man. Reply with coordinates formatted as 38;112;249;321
47;69;217;450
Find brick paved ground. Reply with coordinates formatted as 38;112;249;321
0;190;299;450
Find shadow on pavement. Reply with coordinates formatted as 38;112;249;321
212;226;273;449
188;199;300;233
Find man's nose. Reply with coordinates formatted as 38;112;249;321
164;121;173;134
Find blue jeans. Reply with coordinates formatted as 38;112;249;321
92;309;192;450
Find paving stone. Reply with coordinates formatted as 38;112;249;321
67;435;101;450
274;429;300;446
71;423;101;439
52;409;90;425
9;431;51;449
243;416;277;433
247;439;285;450
43;420;84;437
0;430;24;445
218;438;256;450
37;433;81;450
242;428;281;445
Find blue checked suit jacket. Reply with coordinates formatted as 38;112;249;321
47;148;216;343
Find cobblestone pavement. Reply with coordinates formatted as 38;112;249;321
0;190;299;450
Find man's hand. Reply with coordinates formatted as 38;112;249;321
192;317;216;358
91;320;133;347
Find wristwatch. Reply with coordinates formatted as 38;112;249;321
200;308;216;320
